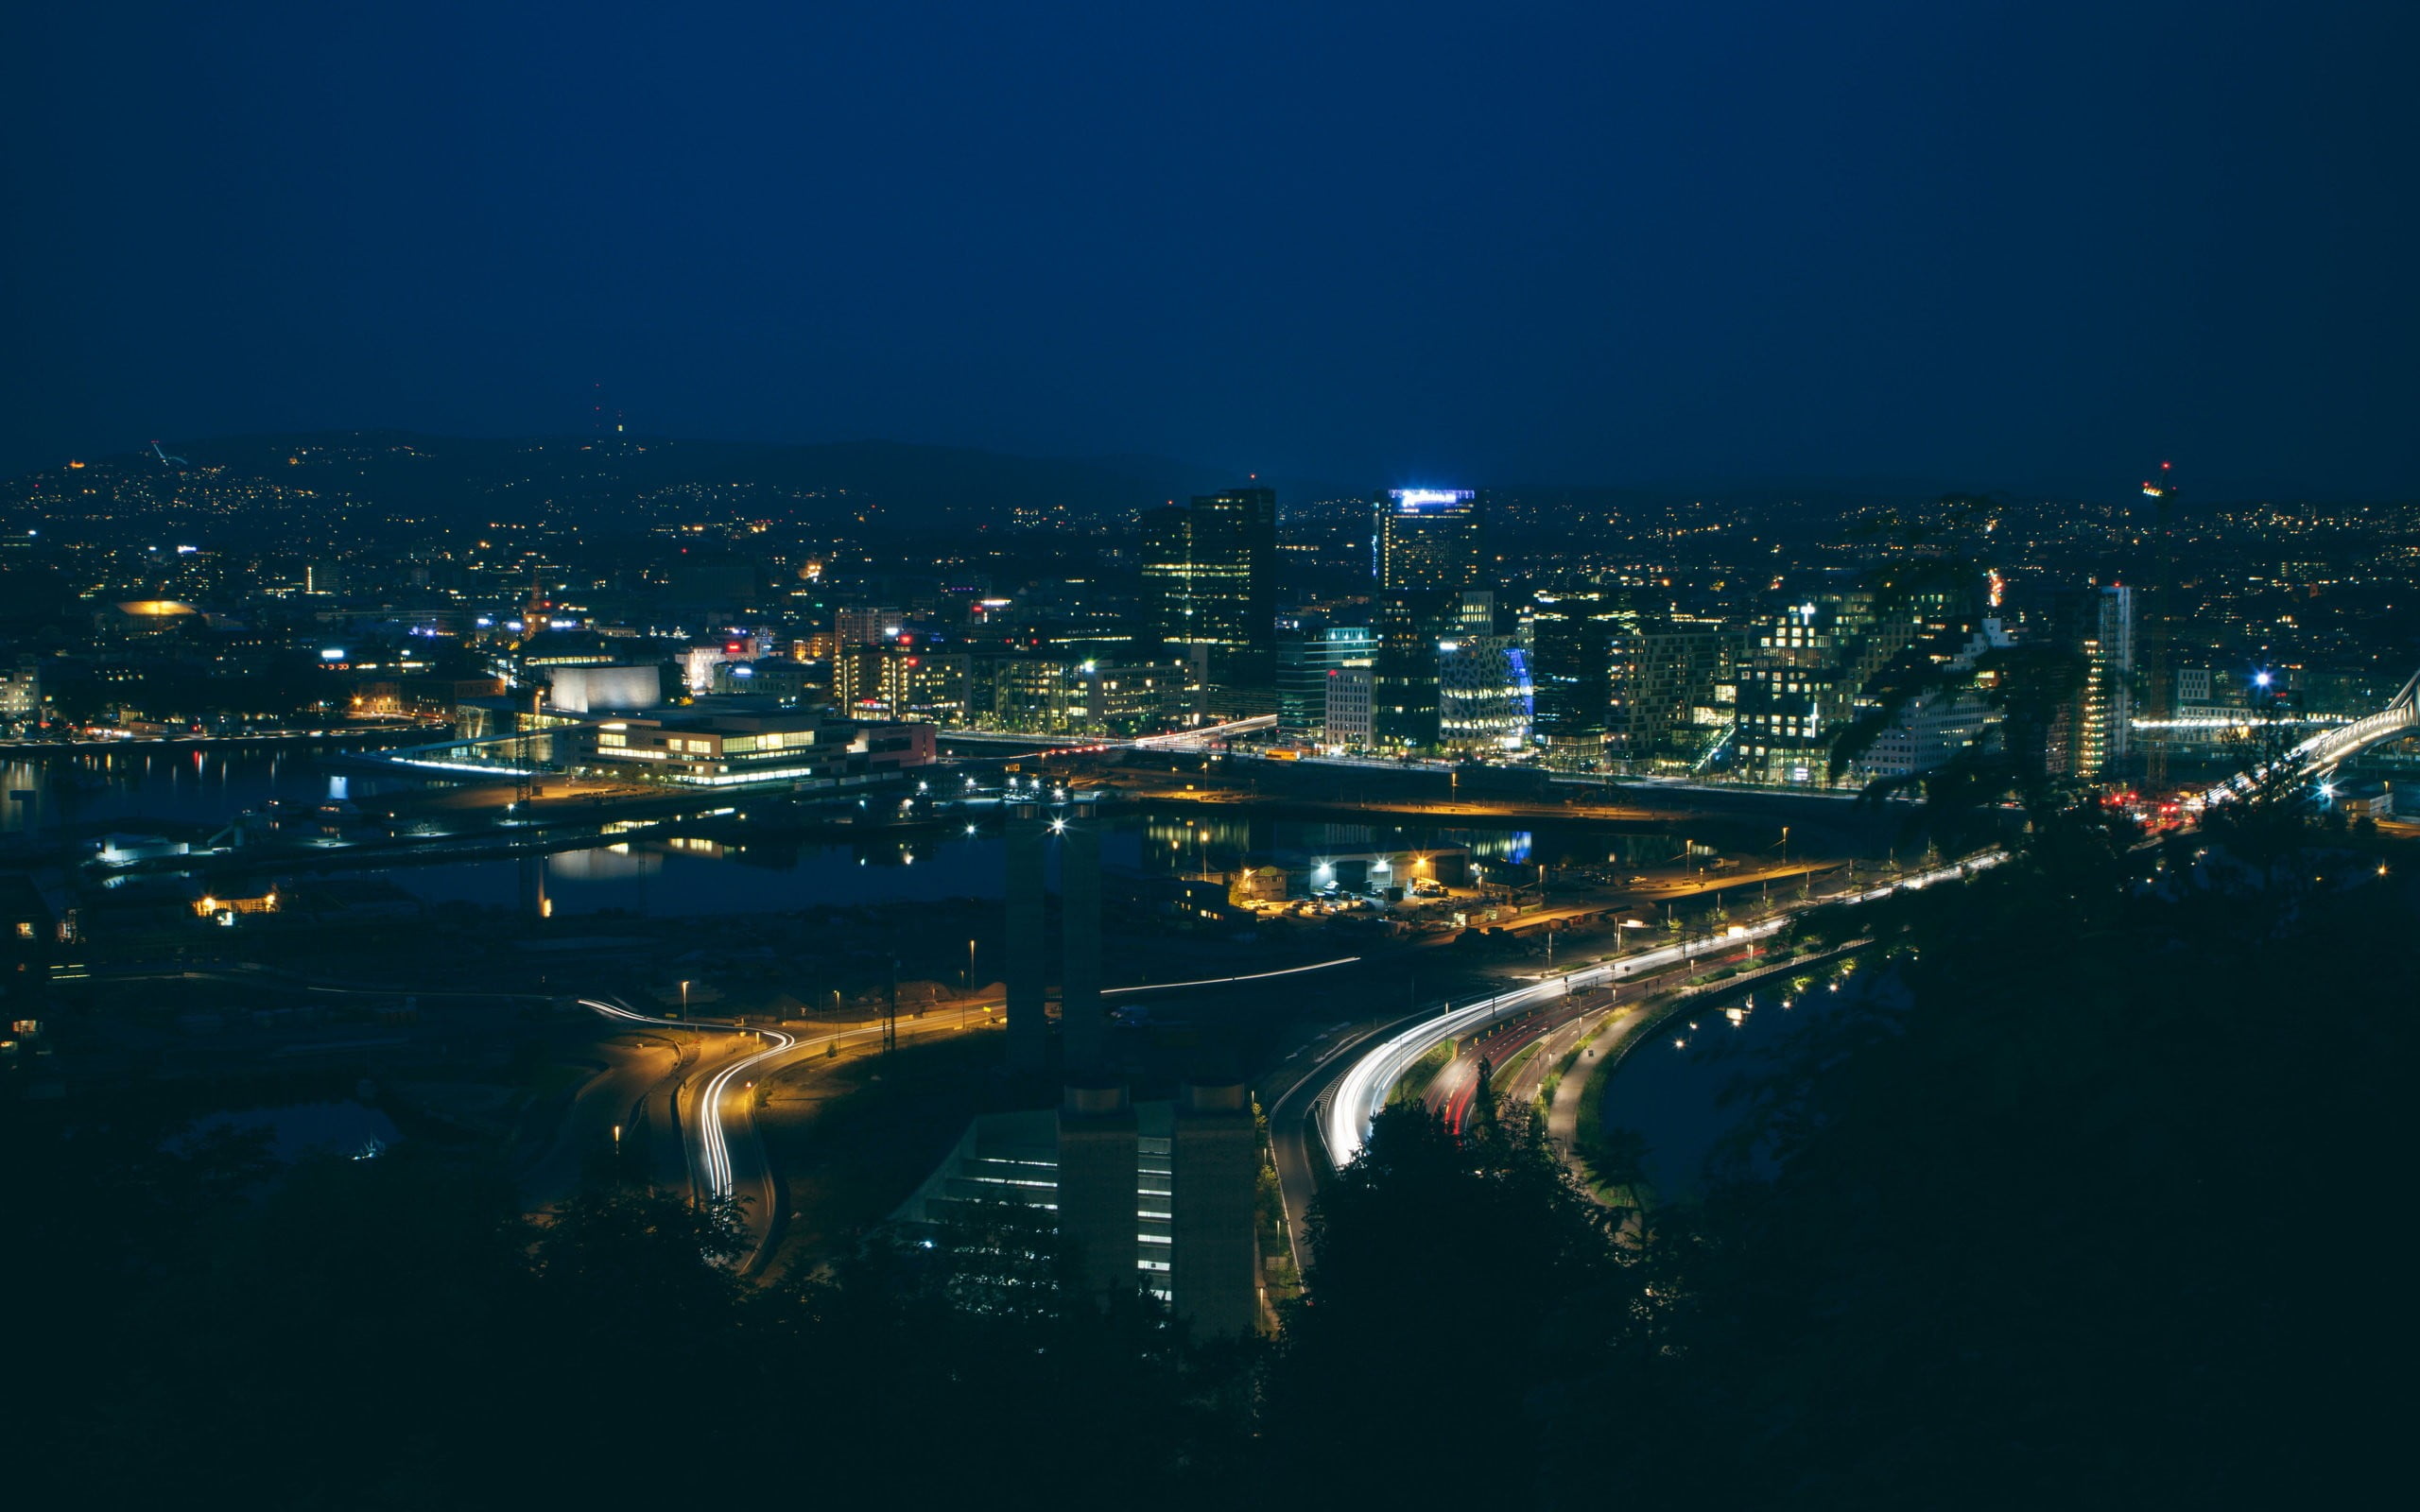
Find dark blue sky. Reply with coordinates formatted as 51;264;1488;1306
6;2;2413;499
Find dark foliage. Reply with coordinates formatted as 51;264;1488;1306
1544;806;2413;1508
0;1120;1248;1510
1262;1104;1620;1499
6;794;2407;1507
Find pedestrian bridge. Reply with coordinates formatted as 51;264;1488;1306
2202;667;2420;806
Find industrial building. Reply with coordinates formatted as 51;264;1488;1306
926;800;1263;1335
894;1079;1261;1337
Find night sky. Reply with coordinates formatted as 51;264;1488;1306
6;2;2413;498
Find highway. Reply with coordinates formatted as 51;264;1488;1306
1264;851;2004;1263
579;999;797;1199
575;997;995;1269
1432;984;1625;1131
518;1035;683;1211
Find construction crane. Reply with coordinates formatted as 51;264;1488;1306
2140;461;2177;792
149;440;189;468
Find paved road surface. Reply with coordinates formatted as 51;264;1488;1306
519;1036;682;1211
577;998;993;1271
1287;853;2005;1239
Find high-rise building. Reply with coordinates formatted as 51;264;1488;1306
1734;576;1989;785
1276;627;1375;739
834;644;970;724
836;606;902;646
1376;489;1484;593
1322;665;1374;751
1527;590;1616;766
1437;635;1532;753
1365;490;1487;750
2053;585;2135;776
1369;593;1443;750
1141;488;1277;652
1602;613;1739;772
1736;595;1923;785
0;656;43;730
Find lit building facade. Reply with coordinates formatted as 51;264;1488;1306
1368;492;1487;751
1142;488;1278;652
1736;595;1923;785
1846;623;2012;784
0;656;42;730
1322;664;1374;752
2054;585;2135;776
977;656;1199;737
835;644;971;725
1376;489;1484;592
1277;627;1375;740
1606;616;1737;771
1437;635;1532;753
584;712;934;785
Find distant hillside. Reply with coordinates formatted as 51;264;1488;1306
2;432;1235;541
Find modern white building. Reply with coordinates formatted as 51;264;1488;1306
1322;664;1374;752
1849;622;2013;784
1437;635;1533;753
545;663;662;713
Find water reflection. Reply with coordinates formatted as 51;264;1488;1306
9;747;1790;921
0;747;425;835
550;845;662;882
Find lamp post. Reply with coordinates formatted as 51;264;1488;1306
678;979;689;1018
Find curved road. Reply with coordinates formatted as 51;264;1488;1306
1266;852;2004;1264
575;997;999;1269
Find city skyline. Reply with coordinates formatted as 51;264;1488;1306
6;7;2411;1506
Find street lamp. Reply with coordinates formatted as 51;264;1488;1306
678;979;690;1017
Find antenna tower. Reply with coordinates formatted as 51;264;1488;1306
2140;461;2177;792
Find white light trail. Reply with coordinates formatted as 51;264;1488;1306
1319;853;2003;1170
1130;713;1278;749
579;998;795;1200
1103;955;1360;996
